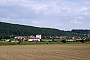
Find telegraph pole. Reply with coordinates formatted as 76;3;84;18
88;29;90;42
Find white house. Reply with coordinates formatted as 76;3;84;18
36;35;41;39
28;35;41;42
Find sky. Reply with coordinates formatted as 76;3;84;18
0;0;90;30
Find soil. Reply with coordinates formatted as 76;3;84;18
0;44;90;60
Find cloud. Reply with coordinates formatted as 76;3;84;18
0;0;90;30
32;21;44;24
71;20;82;24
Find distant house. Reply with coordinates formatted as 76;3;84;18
28;35;41;42
76;39;82;42
59;36;63;39
15;36;27;41
28;38;40;42
36;35;41;39
15;35;41;42
66;39;76;42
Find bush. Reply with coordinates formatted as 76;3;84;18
9;40;11;42
62;39;66;43
52;38;54;42
82;39;85;43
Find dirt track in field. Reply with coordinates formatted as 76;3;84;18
0;44;90;60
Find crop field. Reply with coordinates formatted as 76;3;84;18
0;44;90;60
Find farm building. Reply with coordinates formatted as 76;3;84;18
28;38;40;42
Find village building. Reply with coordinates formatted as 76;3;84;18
14;35;41;42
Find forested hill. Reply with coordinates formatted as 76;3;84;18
0;22;64;36
0;22;89;37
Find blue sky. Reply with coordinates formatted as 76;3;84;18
0;0;90;30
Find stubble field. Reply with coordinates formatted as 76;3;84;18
0;44;90;60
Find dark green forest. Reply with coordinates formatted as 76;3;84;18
0;22;90;39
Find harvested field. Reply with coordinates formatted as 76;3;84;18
0;44;90;60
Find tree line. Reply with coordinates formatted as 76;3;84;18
0;22;90;39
